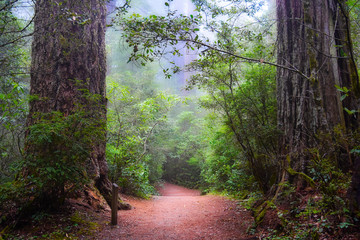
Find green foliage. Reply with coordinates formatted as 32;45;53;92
116;0;280;197
117;160;154;199
160;110;205;188
23;104;105;206
69;211;99;236
0;180;23;214
0;2;30;184
116;0;268;77
24;112;97;204
347;0;360;67
2;210;100;239
116;5;360;240
0;90;106;212
0;1;30;76
0;80;27;183
268;137;356;239
306;148;352;225
116;8;203;74
186;19;279;194
201;120;257;196
106;64;180;197
193;0;265;17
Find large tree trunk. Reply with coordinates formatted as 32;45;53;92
28;0;114;206
276;0;360;200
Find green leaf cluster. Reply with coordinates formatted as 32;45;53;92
160;110;205;189
106;62;180;197
7;90;106;210
0;2;30;184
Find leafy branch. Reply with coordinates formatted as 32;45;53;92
116;8;311;80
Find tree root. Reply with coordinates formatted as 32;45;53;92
95;175;132;210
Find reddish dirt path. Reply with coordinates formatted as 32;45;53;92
97;182;255;240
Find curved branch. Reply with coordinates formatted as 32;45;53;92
163;37;311;80
136;121;159;163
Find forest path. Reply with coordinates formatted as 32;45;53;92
97;182;255;240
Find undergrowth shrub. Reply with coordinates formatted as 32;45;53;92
0;91;106;215
160;111;205;189
202;126;259;198
23;110;104;206
107;139;155;198
118;161;155;198
267;126;358;239
0;80;28;184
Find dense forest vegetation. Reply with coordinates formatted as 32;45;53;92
1;0;360;239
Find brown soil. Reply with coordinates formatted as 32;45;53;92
97;182;256;240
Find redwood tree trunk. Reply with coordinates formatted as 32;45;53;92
28;0;113;205
276;0;359;189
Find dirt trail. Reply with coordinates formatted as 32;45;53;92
97;182;255;240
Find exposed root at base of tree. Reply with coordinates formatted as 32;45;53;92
95;175;132;210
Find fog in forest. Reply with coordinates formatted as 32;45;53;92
107;0;197;95
2;1;360;238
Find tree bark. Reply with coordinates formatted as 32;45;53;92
28;0;114;206
276;0;359;185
